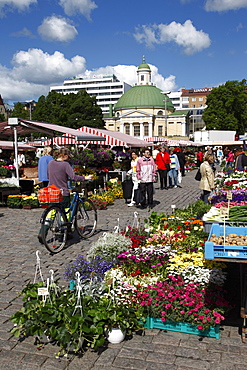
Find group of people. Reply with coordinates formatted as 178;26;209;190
127;146;186;209
198;145;247;204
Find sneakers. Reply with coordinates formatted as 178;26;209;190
174;185;177;188
128;202;135;207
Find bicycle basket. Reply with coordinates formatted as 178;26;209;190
38;185;63;203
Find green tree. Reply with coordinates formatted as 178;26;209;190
10;102;30;119
32;91;104;129
202;80;247;134
0;113;5;122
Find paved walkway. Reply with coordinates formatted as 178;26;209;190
0;170;246;369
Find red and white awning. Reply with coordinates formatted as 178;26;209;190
43;127;151;147
144;137;180;146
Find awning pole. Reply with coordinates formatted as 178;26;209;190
13;126;19;183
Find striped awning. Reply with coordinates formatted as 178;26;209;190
144;137;180;146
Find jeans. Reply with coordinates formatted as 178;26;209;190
202;190;211;204
168;169;178;187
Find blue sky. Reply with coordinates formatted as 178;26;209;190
1;0;247;104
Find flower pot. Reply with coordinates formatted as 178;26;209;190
106;328;125;344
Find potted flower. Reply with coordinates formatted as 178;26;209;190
21;194;39;209
0;166;11;178
7;194;23;208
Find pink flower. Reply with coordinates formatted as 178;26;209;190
214;318;221;324
180;310;185;315
161;317;166;322
198;315;204;320
197;325;203;330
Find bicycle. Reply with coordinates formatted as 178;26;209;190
39;184;97;254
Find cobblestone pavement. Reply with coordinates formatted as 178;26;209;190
0;170;247;369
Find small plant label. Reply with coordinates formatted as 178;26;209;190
38;287;49;302
226;192;232;200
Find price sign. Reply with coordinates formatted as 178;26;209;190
220;208;229;217
227;192;232;200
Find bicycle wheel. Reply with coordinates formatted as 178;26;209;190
75;198;97;238
41;205;67;253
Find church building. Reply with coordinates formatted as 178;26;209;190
104;58;190;140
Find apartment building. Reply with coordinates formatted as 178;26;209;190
180;88;212;134
50;75;132;115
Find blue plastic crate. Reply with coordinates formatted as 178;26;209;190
204;223;247;260
143;317;220;339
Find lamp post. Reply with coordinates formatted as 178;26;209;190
161;91;171;137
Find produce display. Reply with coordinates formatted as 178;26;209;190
210;233;247;246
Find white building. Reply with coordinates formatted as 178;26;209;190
50;75;132;115
104;58;190;139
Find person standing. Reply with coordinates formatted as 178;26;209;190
216;146;224;165
175;148;186;177
199;153;215;204
38;146;53;188
127;150;139;206
168;148;180;188
196;149;204;167
234;148;247;170
226;150;234;168
155;146;170;189
136;149;156;209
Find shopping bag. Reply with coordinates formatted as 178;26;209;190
133;187;144;205
121;179;133;200
178;170;182;184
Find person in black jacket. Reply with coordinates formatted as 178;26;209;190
234;148;247;170
176;148;186;177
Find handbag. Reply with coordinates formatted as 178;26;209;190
195;168;202;181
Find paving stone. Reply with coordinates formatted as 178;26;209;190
41;357;69;369
175;347;201;360
21;353;48;366
221;352;247;364
152;335;180;347
93;348;120;366
179;338;208;349
175;357;210;369
146;362;177;370
146;351;176;365
112;356;148;369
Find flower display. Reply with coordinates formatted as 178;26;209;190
131;277;230;331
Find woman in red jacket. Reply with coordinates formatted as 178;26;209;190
155;146;171;190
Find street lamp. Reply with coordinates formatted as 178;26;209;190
161;91;171;137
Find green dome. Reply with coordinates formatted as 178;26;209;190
138;62;150;70
114;85;174;110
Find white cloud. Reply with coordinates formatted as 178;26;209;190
0;49;177;104
59;0;97;20
0;0;36;16
0;49;87;102
38;16;78;42
134;20;211;55
205;0;247;12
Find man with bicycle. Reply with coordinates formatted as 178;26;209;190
38;147;93;244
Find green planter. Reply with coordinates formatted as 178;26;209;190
143;317;220;339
